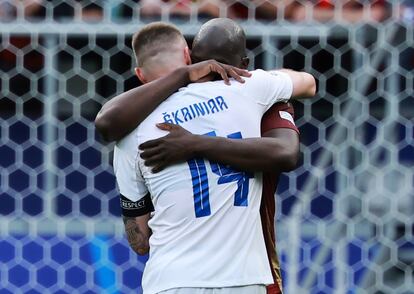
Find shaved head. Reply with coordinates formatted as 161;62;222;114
192;18;248;68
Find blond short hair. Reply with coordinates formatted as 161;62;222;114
132;22;185;67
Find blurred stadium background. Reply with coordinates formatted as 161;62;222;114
0;1;413;293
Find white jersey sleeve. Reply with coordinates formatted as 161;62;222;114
113;131;148;202
244;69;293;111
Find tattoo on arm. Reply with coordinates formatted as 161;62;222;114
123;216;150;255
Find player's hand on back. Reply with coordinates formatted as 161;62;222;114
187;59;251;85
139;123;198;173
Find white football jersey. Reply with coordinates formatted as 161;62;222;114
113;69;293;294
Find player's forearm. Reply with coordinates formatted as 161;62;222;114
95;67;190;142
193;136;298;172
123;215;151;255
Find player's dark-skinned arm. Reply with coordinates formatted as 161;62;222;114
261;128;299;171
95;61;251;142
139;123;299;173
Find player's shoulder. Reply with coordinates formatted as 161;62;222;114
249;69;267;76
247;69;270;79
242;69;275;86
244;69;292;91
237;69;273;91
247;69;289;81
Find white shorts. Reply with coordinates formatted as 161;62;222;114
158;285;266;294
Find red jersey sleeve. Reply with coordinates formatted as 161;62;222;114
260;102;299;134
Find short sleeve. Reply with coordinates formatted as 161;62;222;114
113;133;148;202
243;69;293;111
261;102;299;134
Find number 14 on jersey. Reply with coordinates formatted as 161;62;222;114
187;131;254;218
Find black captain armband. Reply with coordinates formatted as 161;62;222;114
120;193;154;217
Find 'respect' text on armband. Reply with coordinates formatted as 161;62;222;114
120;193;154;217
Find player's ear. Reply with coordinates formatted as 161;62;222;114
135;67;147;84
184;46;192;65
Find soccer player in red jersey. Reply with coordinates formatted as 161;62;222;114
260;102;299;293
96;20;312;293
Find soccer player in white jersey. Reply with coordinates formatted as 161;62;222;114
111;20;315;294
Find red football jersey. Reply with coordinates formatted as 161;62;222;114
260;102;299;294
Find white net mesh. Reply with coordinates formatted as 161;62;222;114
1;1;413;293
